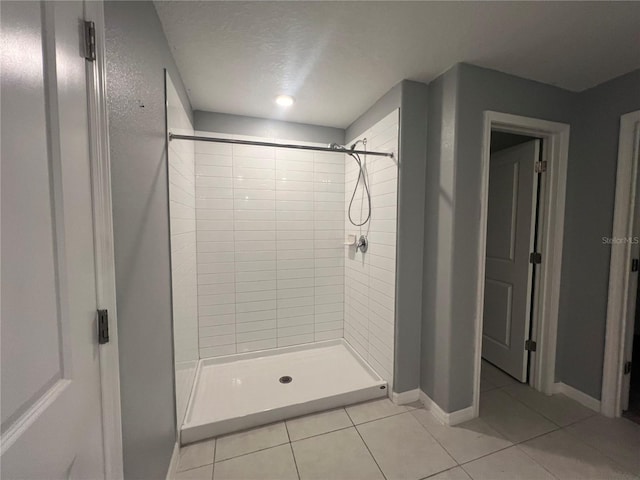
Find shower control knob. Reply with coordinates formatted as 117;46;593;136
357;235;368;253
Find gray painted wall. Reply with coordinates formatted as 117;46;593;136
346;82;402;142
451;64;574;411
194;110;344;144
557;69;640;399
347;80;429;393
421;62;640;412
421;63;576;411
104;2;191;477
421;68;459;410
394;81;428;393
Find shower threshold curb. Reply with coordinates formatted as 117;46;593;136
181;339;387;444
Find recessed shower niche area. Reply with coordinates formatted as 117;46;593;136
165;72;401;444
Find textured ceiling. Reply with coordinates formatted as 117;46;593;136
155;1;640;128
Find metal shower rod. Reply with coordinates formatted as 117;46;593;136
168;133;395;158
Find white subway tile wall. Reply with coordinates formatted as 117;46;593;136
166;77;198;427
195;133;345;357
344;110;399;386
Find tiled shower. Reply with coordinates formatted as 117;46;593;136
166;77;198;427
167;73;399;438
344;111;399;386
193;140;346;358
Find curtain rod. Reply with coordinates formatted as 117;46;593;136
168;133;395;158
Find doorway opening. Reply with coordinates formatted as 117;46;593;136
480;131;543;389
625;289;640;424
472;112;570;419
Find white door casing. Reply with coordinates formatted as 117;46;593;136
1;1;108;478
84;1;125;476
473;111;569;420
602;110;640;417
482;140;540;382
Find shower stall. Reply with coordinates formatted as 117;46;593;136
166;73;400;444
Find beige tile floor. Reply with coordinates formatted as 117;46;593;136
173;362;640;480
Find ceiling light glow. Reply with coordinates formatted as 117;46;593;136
275;94;295;107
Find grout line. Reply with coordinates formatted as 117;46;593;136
212;404;399;464
459;463;474;479
484;412;560;447
556;420;636;475
343;407;355;427
287;442;301;480
513;443;562;479
202;395;625;479
419;466;467;480
409;395;572;471
213;439;290;464
457;443;515;467
230;146;238;355
353;424;388;480
210;440;217;479
558;412;597;428
510;425;561;445
453;424;561;469
210;457;215;480
351;409;412;427
174;461;214;474
343;404;354;425
490;383;569;429
191;135;203;359
283;420;301;480
407;409;465;468
290;424;354;444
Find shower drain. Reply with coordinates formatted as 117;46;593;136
279;375;293;384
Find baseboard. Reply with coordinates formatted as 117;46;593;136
166;442;180;480
392;388;420;405
553;382;601;412
419;390;475;426
448;405;476;425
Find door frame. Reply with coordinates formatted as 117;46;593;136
473;111;570;417
601;110;640;418
85;1;124;477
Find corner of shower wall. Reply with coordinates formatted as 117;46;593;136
166;74;198;428
343;109;399;388
192;130;346;359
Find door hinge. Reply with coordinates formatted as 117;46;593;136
624;361;632;375
525;339;537;352
83;20;96;62
97;309;109;344
530;252;542;264
534;161;547;173
632;258;639;272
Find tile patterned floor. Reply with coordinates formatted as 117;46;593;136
173;363;640;480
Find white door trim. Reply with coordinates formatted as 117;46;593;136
85;1;124;477
601;110;640;418
473;111;570;417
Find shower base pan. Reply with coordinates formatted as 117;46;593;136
181;339;387;444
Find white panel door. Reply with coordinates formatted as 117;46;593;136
622;127;640;411
1;1;106;478
482;140;540;382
